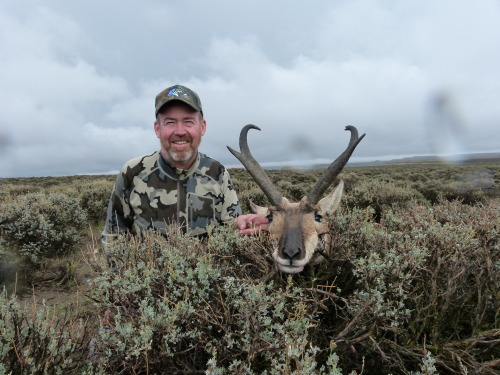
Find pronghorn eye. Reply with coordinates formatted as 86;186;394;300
266;214;273;223
315;214;322;222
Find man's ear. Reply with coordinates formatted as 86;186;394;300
154;121;161;138
201;119;207;136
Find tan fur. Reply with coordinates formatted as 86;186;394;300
251;181;344;273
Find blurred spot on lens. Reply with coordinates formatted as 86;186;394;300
426;91;469;164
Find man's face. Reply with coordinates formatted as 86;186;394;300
154;102;206;169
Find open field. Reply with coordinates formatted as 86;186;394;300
1;159;499;374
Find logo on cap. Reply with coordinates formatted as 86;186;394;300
155;85;202;115
167;87;190;100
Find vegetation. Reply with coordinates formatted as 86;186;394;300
0;160;498;374
0;192;87;263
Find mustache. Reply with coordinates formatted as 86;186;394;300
170;135;192;142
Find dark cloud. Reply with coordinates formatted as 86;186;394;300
1;0;499;177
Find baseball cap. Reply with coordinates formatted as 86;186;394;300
155;85;203;116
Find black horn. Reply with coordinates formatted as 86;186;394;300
307;125;365;205
227;125;283;206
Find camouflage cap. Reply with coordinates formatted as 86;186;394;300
155;85;203;116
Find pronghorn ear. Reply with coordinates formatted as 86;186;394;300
318;180;344;214
299;196;314;210
249;200;270;216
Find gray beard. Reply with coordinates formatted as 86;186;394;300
166;148;195;166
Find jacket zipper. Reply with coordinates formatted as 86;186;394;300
177;178;181;226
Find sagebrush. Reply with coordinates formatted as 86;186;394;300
0;161;498;374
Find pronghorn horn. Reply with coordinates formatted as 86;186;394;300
227;124;283;206
306;125;365;205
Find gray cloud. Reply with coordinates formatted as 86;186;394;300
1;0;499;177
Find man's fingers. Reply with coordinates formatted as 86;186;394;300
236;214;269;235
238;217;248;230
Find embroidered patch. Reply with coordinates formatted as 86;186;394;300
167;87;189;98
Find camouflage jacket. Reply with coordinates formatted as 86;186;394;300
102;151;242;242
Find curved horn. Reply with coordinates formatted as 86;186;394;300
227;125;283;206
307;125;366;205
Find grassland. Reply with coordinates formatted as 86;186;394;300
0;159;498;374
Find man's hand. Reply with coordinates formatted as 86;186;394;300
236;214;269;235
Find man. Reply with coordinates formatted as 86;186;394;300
103;84;266;244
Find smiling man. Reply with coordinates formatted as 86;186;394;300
102;85;255;243
154;86;206;169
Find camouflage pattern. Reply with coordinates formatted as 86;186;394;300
155;85;203;116
102;151;242;243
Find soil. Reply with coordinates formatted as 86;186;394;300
3;234;101;320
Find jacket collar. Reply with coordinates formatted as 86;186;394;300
158;151;200;180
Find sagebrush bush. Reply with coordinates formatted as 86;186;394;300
342;179;427;221
412;180;444;204
0;249;22;289
81;197;499;375
325;201;499;373
0;161;498;374
0;184;29;202
0;288;93;374
0;192;87;262
276;180;309;201
78;180;113;223
85;227;344;374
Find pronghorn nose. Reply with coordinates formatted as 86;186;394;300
281;228;304;261
282;246;301;260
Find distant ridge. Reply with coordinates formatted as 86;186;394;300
347;152;500;167
264;152;500;170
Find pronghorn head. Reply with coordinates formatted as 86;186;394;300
228;125;365;274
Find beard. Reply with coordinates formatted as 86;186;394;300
159;129;203;168
166;148;195;166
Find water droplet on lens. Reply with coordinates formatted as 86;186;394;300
426;91;468;164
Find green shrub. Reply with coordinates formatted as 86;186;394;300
0;183;35;204
0;162;498;374
0;192;87;263
85;228;344;374
412;180;443;204
343;179;427;221
78;180;112;224
441;180;487;204
0;249;22;291
325;201;499;373
0;289;92;374
276;180;309;201
80;199;499;375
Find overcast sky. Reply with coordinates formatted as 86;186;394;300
1;0;499;177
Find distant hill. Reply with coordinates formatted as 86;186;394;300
267;152;500;170
356;152;500;166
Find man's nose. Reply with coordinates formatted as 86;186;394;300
172;123;187;135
